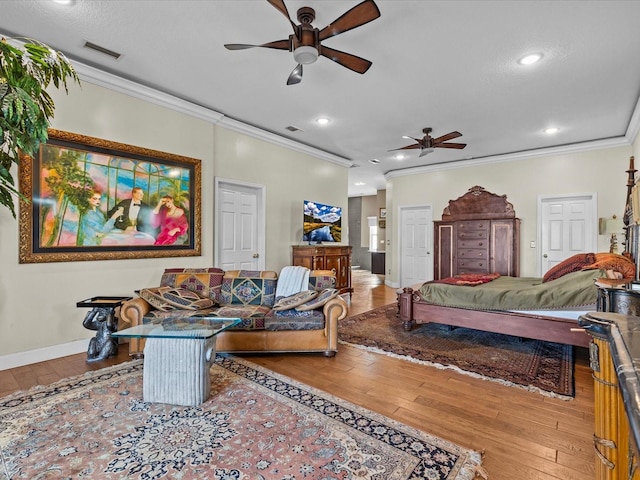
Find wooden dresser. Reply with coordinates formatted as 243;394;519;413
292;245;352;294
434;186;520;280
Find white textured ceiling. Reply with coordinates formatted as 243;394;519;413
2;0;640;196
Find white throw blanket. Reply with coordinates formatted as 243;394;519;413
276;266;310;297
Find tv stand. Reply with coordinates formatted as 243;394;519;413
292;245;353;295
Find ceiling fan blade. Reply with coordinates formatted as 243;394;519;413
388;144;421;152
287;64;303;85
320;45;372;74
224;39;290;51
319;0;381;41
432;131;462;143
267;0;299;35
435;142;467;149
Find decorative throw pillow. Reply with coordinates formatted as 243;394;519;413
542;252;597;283
139;287;214;311
582;253;636;280
159;268;225;304
220;275;277;306
273;290;318;311
308;273;336;291
296;288;339;311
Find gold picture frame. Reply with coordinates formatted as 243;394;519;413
19;129;201;263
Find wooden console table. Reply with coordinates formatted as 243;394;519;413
292;245;352;294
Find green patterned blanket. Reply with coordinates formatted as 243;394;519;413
417;268;603;310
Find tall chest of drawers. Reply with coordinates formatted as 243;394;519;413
433;186;521;280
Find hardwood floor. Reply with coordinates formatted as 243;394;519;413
0;269;595;480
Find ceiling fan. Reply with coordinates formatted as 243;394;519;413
224;0;381;85
390;128;467;157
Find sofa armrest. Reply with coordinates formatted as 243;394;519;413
322;296;348;350
120;297;153;358
121;297;152;328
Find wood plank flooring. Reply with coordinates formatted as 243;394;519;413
0;269;595;480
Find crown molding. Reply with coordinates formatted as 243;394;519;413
72;61;351;168
626;93;640;143
217;117;352;167
385;136;631;180
73;62;225;124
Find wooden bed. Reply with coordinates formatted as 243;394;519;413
397;186;605;349
398;292;592;347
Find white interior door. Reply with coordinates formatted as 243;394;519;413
538;193;597;276
399;205;433;288
215;178;265;270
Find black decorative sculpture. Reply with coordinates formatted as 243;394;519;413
82;307;118;362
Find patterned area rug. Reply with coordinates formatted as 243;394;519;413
0;356;484;479
339;304;574;398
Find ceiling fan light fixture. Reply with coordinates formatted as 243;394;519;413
293;46;319;64
423;147;435;154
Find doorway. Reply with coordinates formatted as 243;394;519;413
399;205;433;288
537;193;597;276
214;178;266;270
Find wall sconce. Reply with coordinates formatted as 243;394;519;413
599;215;624;253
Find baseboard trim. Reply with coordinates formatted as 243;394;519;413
0;339;90;371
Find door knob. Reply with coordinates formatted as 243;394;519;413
543;254;548;258
253;253;259;258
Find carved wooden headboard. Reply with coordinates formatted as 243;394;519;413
441;185;517;221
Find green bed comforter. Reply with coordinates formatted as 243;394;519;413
417;268;603;310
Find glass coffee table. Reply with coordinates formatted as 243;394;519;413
112;317;240;406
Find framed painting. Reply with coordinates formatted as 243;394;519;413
379;208;386;219
19;129;201;263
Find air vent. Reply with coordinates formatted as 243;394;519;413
83;41;121;59
285;125;303;132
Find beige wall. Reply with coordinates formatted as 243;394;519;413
386;145;634;285
0;80;348;363
358;191;387;251
213;128;348;269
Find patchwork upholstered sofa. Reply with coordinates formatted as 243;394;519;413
119;267;348;357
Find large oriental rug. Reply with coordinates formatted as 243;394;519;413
339;304;574;399
0;356;484;480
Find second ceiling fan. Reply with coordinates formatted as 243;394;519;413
224;0;381;85
390;128;467;157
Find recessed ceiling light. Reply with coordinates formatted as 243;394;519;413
52;0;75;5
544;127;559;134
315;117;331;126
518;53;543;65
368;159;380;164
395;154;405;160
354;182;366;186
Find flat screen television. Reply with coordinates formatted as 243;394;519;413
303;200;342;243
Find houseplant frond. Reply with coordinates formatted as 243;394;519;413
0;36;80;218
